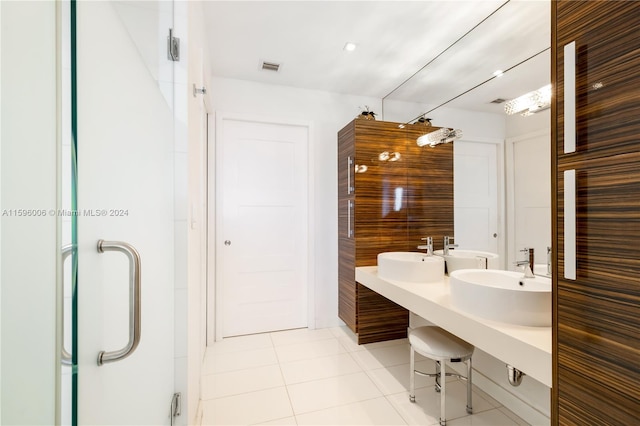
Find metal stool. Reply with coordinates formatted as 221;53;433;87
409;326;474;426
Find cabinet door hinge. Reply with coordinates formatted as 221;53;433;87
167;28;180;61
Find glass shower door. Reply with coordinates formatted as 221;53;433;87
64;1;176;424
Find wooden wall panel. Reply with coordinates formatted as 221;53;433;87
357;284;409;344
553;1;640;423
338;237;356;331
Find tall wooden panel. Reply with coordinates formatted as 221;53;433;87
553;2;640;424
338;119;454;344
338;122;357;331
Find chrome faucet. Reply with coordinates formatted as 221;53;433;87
443;236;458;255
547;246;552;276
418;237;434;256
515;247;535;278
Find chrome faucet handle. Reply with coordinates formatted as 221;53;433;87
419;237;433;256
443;236;458;255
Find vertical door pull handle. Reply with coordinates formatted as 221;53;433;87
347;156;354;194
96;240;142;366
564;170;576;280
61;244;75;366
348;200;354;238
564;41;576;154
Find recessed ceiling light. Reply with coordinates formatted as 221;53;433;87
493;70;504;78
344;42;357;52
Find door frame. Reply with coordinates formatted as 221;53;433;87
208;112;315;342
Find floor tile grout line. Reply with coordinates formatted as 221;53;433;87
279;346;433;388
383;393;418;426
203;361;281;376
270;332;299;425
201;383;289;402
497;406;531;426
201;360;281;380
269;329;338;347
361;366;435;397
203;334;276;356
277;346;356;366
291;395;394;422
285;368;383;395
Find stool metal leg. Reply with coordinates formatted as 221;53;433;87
439;359;446;426
409;346;416;403
466;357;473;414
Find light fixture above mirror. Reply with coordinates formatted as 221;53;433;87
504;84;552;116
417;128;463;148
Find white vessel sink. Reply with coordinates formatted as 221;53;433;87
377;252;444;283
449;269;551;326
434;249;499;273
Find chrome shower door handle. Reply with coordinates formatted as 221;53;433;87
96;240;142;366
61;244;75;366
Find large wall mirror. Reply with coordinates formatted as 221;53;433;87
383;0;551;271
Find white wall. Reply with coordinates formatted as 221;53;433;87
506;108;550;139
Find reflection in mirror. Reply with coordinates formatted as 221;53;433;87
381;0;551;270
383;0;550;118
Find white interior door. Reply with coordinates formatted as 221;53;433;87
506;130;551;269
74;2;175;424
217;117;309;338
454;141;500;253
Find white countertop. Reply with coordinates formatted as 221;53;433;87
355;266;552;387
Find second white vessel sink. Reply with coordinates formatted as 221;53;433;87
449;269;551;326
377;252;444;283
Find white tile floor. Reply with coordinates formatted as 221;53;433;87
200;327;530;426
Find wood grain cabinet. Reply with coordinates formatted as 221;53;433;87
552;2;640;423
337;119;453;344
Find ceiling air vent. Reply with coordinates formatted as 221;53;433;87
261;61;281;72
490;98;507;104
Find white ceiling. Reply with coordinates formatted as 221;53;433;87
203;0;551;118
